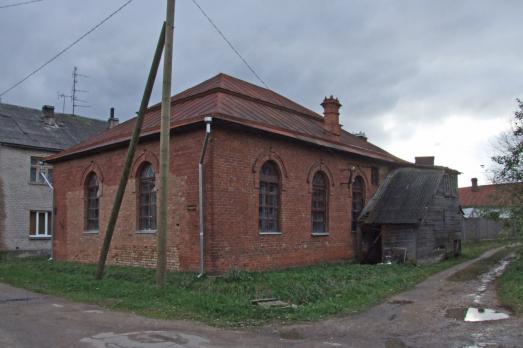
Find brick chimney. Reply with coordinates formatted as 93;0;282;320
415;156;435;166
471;178;479;192
107;107;119;129
321;96;341;136
42;105;56;126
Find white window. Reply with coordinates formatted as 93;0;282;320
29;211;52;238
30;157;53;184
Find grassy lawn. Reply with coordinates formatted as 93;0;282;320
0;241;506;327
498;247;523;315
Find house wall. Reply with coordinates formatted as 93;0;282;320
416;175;462;263
52;124;394;272
206;126;388;272
52;130;203;270
381;224;417;263
0;144;53;254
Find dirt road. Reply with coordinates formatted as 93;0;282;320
1;247;521;347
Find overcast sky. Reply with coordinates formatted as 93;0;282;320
1;0;522;186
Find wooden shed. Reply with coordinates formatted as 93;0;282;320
358;167;462;264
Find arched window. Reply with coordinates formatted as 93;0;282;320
311;171;328;233
259;161;280;233
352;176;365;232
85;173;99;231
138;163;156;230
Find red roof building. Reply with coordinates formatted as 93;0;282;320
459;178;521;208
48;73;409;273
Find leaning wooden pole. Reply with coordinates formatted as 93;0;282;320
156;0;175;288
95;22;166;280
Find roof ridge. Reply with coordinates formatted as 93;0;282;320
146;73;322;119
0;101;104;122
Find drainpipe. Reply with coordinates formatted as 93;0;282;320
39;166;54;261
197;116;212;278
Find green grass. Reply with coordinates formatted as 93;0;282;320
498;248;523;315
0;241;505;327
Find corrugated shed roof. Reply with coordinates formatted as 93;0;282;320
459;183;521;208
359;168;445;224
47;73;406;164
0;103;107;151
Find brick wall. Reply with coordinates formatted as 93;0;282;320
53;124;393;272
53;130;203;270
204;126;389;272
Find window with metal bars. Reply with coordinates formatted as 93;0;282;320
311;171;328;233
259;161;280;233
371;166;379;186
138;163;157;231
351;176;365;232
85;173;99;231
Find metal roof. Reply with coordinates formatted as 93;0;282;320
359;167;445;224
0;103;107;151
47;73;407;163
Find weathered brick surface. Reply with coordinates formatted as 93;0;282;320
53;125;394;273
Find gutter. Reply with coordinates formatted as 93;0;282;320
197;116;212;278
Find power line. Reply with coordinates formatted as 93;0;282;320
0;0;133;97
0;0;42;9
190;0;269;89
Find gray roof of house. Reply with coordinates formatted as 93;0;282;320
0;103;108;151
359;167;445;224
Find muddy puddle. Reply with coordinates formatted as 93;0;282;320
464;308;509;322
446;307;510;322
473;257;513;304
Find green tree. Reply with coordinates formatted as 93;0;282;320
491;99;523;238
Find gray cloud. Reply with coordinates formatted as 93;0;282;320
1;0;522;183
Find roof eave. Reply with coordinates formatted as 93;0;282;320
0;141;62;153
47;114;407;165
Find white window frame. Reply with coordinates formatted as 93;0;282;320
30;157;53;184
30;210;52;238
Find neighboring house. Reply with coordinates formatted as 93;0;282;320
0;103;114;256
459;178;521;241
358;159;462;264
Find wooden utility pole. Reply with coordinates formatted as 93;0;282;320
95;22;166;280
156;0;175;288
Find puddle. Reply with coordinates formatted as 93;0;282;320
384;338;409;348
388;299;414;305
446;307;510;322
464;307;509;322
472;256;513;304
80;330;210;347
446;307;467;320
279;328;304;340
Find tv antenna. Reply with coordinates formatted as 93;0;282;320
71;66;90;115
57;91;72;113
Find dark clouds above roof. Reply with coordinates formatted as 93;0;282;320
1;0;522;184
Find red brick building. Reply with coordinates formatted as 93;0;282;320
47;74;407;273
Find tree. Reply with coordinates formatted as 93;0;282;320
492;99;523;183
490;99;523;238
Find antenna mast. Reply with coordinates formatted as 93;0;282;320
71;66;90;115
57;92;71;113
